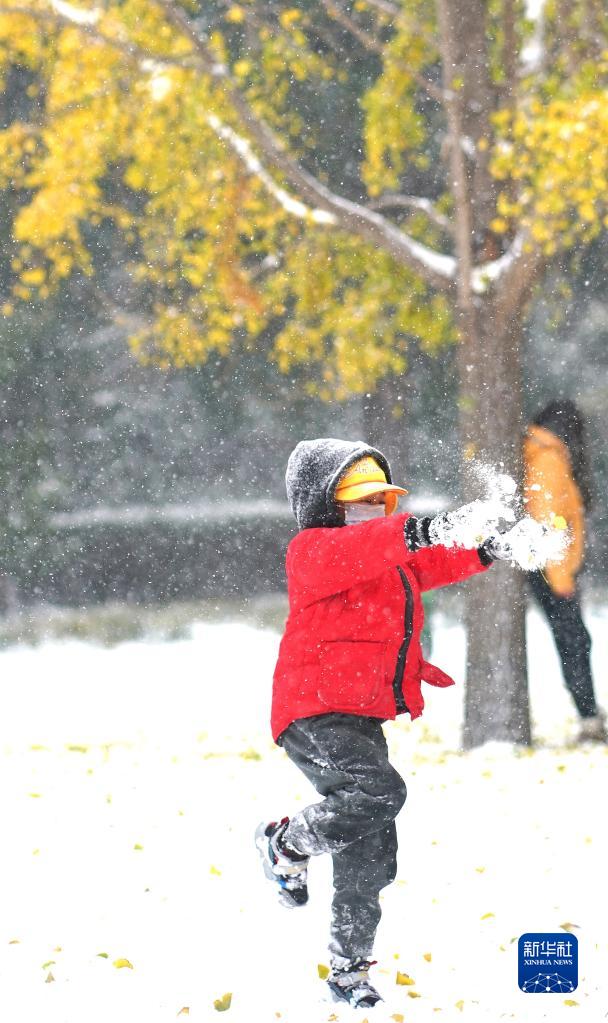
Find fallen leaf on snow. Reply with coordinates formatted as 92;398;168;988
317;963;330;979
113;958;134;969
480;912;495;920
8;939;20;945
560;922;580;932
455;1000;465;1011
239;749;261;760
396;971;415;985
407;990;421;998
391;1015;404;1022
210;865;222;876
177;1009;190;1016
564;1000;579;1007
213;992;232;1011
45;971;55;984
475;866;486;873
134;844;143;851
42;960;55;970
423;952;432;962
97;952;109;958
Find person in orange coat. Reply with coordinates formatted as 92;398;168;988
524;400;605;742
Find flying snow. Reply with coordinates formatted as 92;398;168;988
430;460;570;571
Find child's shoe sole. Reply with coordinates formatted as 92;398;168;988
254;821;309;908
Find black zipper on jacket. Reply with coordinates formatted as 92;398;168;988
391;567;413;713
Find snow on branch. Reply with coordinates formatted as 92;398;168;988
369;193;453;233
207;114;335;225
11;0;456;289
521;0;546;74
471;233;524;294
154;0;456;289
48;0;99;25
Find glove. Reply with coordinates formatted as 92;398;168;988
427;495;516;551
482;516;570;570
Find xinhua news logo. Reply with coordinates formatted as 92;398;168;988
518;932;578;993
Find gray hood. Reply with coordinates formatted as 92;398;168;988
286;438;394;530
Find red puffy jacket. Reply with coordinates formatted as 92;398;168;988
271;512;489;742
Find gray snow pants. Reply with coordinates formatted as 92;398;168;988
278;713;407;966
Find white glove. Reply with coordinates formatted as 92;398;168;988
428;493;516;550
484;516;570;570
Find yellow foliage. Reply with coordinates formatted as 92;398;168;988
0;0;606;398
361;12;436;195
491;88;608;251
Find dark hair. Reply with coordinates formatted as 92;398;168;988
533;399;593;511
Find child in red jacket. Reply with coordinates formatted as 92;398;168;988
255;438;519;1009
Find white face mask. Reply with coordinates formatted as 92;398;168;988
343;501;386;525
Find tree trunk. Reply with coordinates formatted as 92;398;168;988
459;305;531;747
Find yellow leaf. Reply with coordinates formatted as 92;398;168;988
279;8;301;27
177;1009;190;1016
113;958;134;969
423;952;432;962
45;971;55;983
407;990;422;998
8;939;20;945
391;1015;405;1022
210;865;222;876
564;999;579;1006
317;963;330;979
396;971;415;985
475;866;486;873
213;992;232;1011
480;912;495;920
225;6;244;22
560;922;580;933
455;999;465;1010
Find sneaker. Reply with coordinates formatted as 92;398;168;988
255;817;309;908
327;958;382;1009
577;712;607;743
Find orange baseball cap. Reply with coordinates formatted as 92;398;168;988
334;456;407;515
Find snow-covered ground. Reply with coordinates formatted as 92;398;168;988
0;604;606;1022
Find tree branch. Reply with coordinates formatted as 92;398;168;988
359;0;399;17
492;238;544;333
369;193;453;233
436;0;474;310
152;0;456;288
0;5;199;69
319;0;445;103
5;0;456;288
320;0;383;53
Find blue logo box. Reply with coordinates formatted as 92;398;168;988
518;932;578;993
